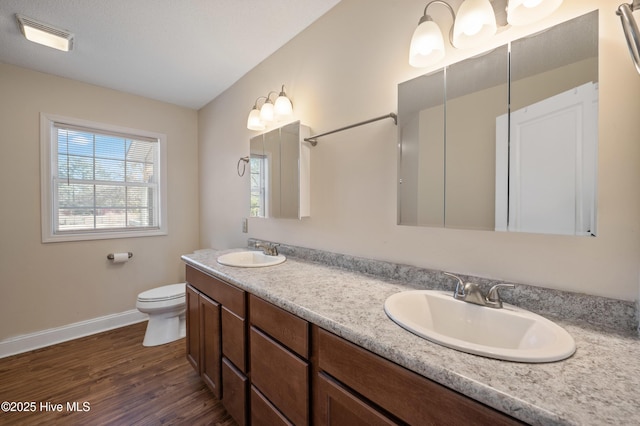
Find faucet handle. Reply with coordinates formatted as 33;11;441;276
256;242;279;256
486;284;515;308
443;272;466;299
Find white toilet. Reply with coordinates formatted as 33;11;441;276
136;283;186;347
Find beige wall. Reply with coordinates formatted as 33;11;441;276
198;0;640;301
0;63;199;340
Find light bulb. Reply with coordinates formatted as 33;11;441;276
452;0;496;49
462;16;484;36
409;19;445;67
274;93;293;118
247;108;264;131
507;0;563;26
260;101;274;122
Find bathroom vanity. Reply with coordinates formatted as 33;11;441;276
182;248;640;425
184;263;518;425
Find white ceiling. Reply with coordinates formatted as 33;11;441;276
0;0;341;109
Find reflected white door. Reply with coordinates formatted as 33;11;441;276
495;82;598;235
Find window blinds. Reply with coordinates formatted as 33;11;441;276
53;122;160;233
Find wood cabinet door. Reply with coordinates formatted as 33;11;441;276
315;372;399;426
200;293;221;399
185;284;200;372
222;358;248;426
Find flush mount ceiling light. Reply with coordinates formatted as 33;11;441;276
507;0;563;26
409;0;496;67
16;14;74;52
247;85;294;131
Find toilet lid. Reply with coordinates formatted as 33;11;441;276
138;283;186;302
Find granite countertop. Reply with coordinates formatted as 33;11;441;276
182;248;640;426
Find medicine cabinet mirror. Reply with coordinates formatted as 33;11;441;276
250;121;311;219
398;11;598;236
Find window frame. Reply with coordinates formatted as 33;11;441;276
40;113;168;242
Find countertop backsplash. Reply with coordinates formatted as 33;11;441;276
248;238;638;335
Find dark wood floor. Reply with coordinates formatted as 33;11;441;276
0;322;237;425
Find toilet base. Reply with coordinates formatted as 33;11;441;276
142;310;186;347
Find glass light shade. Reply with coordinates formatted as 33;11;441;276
274;95;293;118
452;0;497;49
409;19;445;67
507;0;563;26
247;108;265;131
260;101;275;122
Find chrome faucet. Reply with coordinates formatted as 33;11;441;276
255;242;279;256
443;272;514;309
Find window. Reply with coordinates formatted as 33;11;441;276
250;154;268;217
41;114;167;242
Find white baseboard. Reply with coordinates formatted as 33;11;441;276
0;309;148;359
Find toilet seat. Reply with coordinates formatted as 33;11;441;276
137;283;185;303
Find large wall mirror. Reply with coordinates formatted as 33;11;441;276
250;121;311;219
398;11;598;236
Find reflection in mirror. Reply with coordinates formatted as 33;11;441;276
280;122;301;218
250;134;266;217
446;46;508;230
397;11;598;236
398;70;445;226
504;11;598;236
249;121;311;219
264;127;282;218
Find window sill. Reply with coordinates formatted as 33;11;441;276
42;228;168;243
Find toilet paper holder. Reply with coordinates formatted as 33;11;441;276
107;252;133;260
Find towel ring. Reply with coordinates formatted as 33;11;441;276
237;156;249;177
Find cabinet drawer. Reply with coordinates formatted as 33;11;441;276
316;372;399;426
249;294;309;358
222;306;246;373
317;327;522;426
250;327;309;426
222;358;248;426
186;265;245;316
250;385;293;426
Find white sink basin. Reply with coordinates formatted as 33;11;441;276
217;251;286;268
384;290;575;363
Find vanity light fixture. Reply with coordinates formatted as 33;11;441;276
16;14;74;52
409;2;452;67
409;0;563;67
409;0;496;67
247;97;267;131
274;85;294;118
247;85;294;130
507;0;563;26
